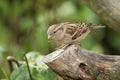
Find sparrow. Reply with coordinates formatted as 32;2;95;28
47;22;105;49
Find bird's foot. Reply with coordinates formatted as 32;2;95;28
55;44;66;50
55;44;72;50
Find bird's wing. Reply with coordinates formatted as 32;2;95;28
66;23;78;35
71;23;89;40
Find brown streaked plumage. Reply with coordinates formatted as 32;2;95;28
47;22;105;48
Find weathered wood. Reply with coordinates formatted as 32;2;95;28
82;0;120;32
43;45;120;80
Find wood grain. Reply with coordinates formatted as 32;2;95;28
43;45;120;80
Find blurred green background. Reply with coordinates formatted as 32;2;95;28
0;0;120;80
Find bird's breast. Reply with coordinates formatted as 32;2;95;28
58;34;72;44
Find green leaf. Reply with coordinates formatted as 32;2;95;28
10;66;29;80
10;52;57;80
33;69;57;80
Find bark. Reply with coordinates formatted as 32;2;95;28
43;45;120;80
82;0;120;32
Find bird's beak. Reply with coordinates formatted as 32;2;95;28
48;35;52;41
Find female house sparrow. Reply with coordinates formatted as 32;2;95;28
47;22;105;49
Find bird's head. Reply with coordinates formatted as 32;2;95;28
47;23;66;42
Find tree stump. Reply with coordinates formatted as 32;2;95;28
43;45;120;80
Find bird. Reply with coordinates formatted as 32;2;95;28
47;22;105;49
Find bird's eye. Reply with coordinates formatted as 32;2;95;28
53;29;62;34
53;31;56;34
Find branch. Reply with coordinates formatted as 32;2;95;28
82;0;120;32
7;56;20;72
43;45;120;80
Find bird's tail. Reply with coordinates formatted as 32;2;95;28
88;23;105;30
